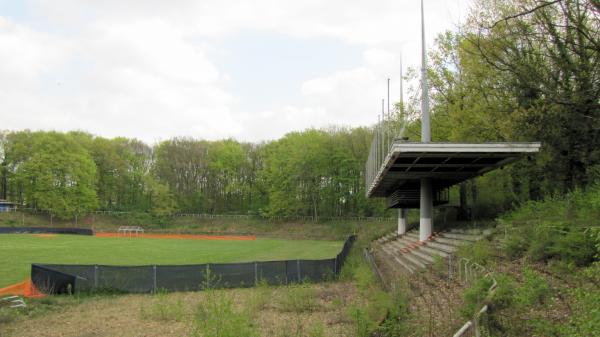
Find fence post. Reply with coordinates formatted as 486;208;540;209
297;260;301;282
254;262;258;285
334;255;338;275
206;264;210;289
94;265;98;288
448;254;453;281
153;265;157;293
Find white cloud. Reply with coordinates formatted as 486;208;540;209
1;0;470;143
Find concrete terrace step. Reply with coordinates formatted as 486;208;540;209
372;228;491;276
387;240;410;251
419;245;449;258
408;248;437;264
433;236;470;247
402;251;429;269
440;232;483;241
394;237;422;250
381;245;416;273
376;232;397;244
423;241;457;254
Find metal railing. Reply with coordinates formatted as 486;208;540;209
452;258;497;337
365;109;405;196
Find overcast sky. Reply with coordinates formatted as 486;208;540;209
0;0;470;144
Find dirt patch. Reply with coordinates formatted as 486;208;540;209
95;232;256;241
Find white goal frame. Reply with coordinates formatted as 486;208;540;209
117;226;144;237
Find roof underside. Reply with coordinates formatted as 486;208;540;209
368;142;541;199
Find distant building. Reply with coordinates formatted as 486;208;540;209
0;200;18;213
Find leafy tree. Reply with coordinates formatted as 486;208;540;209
10;132;98;219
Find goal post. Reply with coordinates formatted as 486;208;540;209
117;226;144;237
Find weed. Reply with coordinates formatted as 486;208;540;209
456;239;495;266
192;290;259;337
0;307;18;324
347;305;376;337
460;276;495;319
279;284;318;313
515;267;550;306
245;279;271;315
139;292;185;322
308;321;326;337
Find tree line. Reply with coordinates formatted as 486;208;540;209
1;0;597;220
0;128;387;219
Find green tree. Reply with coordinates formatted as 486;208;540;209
12;132;98;219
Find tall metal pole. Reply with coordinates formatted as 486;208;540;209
400;53;404;114
419;0;433;241
398;53;407;236
381;99;386;152
387;78;390;117
421;0;431;143
387;78;391;148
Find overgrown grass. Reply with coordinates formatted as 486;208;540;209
192;289;259;337
278;284;318;313
139;291;185;322
499;185;600;266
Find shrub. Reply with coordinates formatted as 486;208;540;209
0;307;18;325
551;230;597;266
347;305;377;337
457;239;495;266
460;276;495;319
192;290;259;337
279;284;318;313
515;267;550;306
559;268;600;337
139;292;185;322
308;321;326;337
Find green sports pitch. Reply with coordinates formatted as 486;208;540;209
0;234;343;288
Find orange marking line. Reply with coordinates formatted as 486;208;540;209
95;232;256;241
31;234;57;238
0;279;46;298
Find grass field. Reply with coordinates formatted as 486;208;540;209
0;234;343;288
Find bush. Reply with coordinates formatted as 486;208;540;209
0;307;18;324
515;267;550;306
551;230;597;266
347;305;377;337
558;265;600;337
192;290;259;337
456;239;495;266
139;292;185;322
279;284;318;313
460;276;495;319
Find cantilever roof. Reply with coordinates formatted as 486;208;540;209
367;142;541;198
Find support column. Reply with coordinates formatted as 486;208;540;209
419;178;433;241
397;209;408;236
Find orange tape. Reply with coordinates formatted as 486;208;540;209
0;279;46;298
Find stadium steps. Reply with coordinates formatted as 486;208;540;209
373;228;488;275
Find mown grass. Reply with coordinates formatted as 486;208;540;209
0;234;343;287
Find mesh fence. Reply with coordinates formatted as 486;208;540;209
32;235;356;294
0;227;93;235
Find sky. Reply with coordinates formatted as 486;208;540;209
0;0;470;144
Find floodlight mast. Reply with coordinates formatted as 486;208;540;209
421;0;431;143
419;0;433;241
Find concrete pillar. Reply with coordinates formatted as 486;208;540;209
419;178;433;241
398;209;408;235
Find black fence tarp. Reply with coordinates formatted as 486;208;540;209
0;227;93;235
31;235;356;294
